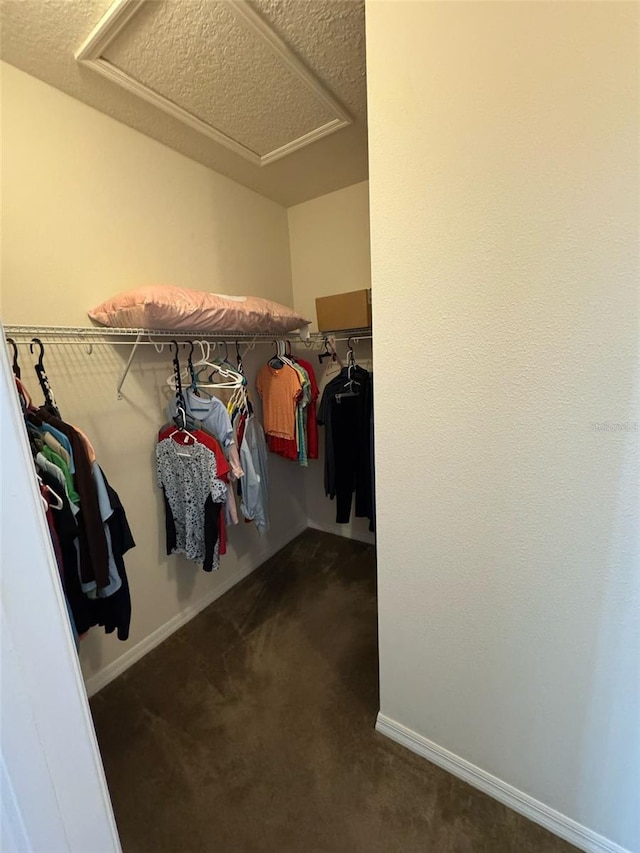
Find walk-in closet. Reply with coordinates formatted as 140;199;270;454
3;2;637;853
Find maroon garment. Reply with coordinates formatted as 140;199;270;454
296;358;319;460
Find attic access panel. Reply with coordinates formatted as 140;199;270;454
76;0;351;166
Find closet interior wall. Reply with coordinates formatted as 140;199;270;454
289;181;375;544
1;64;307;690
366;4;638;851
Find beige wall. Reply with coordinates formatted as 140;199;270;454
1;62;307;688
288;180;371;331
366;2;638;851
288;182;374;543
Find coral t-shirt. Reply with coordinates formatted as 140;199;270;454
266;358;319;461
255;364;301;440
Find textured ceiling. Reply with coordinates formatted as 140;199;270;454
0;0;368;206
102;1;338;157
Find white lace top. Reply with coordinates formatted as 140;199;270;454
156;437;227;565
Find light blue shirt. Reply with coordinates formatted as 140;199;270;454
167;388;234;448
239;416;269;534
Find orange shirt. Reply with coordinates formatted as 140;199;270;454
256;363;302;440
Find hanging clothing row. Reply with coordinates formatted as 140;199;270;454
8;337;135;644
157;340;269;574
318;341;375;530
256;339;319;465
8;329;374;603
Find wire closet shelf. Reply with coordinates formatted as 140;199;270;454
4;325;373;399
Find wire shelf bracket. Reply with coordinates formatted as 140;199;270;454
116;332;142;400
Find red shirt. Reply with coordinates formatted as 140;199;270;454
297;358;319;460
157;426;230;481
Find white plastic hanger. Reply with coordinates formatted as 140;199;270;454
37;475;63;511
166;340;244;392
168;406;199;452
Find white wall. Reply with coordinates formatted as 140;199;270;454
366;3;639;852
1;335;119;852
288;182;374;543
0;62;307;689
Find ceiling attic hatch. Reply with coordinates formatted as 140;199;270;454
75;0;352;166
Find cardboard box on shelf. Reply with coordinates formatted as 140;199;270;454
315;289;372;332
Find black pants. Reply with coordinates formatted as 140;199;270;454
330;391;372;524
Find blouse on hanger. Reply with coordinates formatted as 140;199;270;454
167;388;234;447
156;431;227;571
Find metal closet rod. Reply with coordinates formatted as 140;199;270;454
3;324;372;343
4;325;372;399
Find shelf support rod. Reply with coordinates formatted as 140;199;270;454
116;332;142;400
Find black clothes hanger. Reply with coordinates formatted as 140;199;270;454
218;340;235;370
318;337;335;364
284;340;297;363
30;338;60;416
6;338;21;379
185;341;200;396
235;341;252;415
235;340;244;375
171;340;187;426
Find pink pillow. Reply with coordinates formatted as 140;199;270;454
88;285;310;334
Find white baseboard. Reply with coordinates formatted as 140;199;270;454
307;519;375;545
375;713;631;853
84;520;308;698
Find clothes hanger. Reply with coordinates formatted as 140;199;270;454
336;338;361;401
318;337;333;364
169;340;188;414
204;359;244;389
186;341;200;394
214;340;237;371
202;339;245;388
6;338;21;379
30;337;60;416
168;405;199;448
273;339;297;370
318;336;343;368
165;340;202;392
230;342;253;417
269;339;285;369
37;475;63;511
168;338;241;390
44;483;63;511
189;341;216;396
285;340;298;363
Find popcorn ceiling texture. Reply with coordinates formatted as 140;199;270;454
253;0;367;118
103;0;336;156
0;0;367;206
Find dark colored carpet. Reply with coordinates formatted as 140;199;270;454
91;529;577;853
